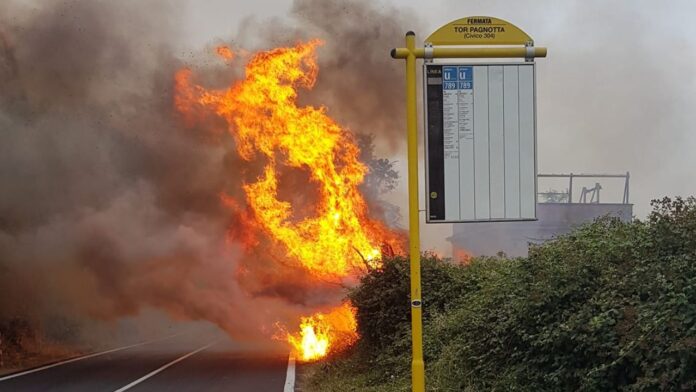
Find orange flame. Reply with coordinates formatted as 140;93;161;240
215;45;235;61
175;40;402;360
453;247;473;265
285;303;358;362
175;40;402;278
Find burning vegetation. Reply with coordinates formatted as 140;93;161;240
175;41;404;360
0;0;412;367
279;302;358;362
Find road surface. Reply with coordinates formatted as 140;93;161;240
0;329;293;391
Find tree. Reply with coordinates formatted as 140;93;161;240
356;133;399;196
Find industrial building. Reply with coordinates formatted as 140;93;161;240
450;173;633;257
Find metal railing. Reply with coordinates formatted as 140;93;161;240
537;172;630;204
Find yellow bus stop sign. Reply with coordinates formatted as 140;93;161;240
391;18;545;392
426;16;533;46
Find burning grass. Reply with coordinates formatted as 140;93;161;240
279;303;358;362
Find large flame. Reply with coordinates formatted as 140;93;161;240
174;40;401;360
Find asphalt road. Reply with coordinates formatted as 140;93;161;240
0;330;292;391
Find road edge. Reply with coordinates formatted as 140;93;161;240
284;354;296;392
0;333;182;382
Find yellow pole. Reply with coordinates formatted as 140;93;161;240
391;46;547;59
405;31;425;392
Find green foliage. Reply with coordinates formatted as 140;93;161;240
349;254;467;352
305;197;696;391
300;254;468;390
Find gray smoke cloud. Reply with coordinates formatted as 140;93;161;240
0;0;417;350
0;0;260;343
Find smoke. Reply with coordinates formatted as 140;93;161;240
0;0;416;349
232;0;420;152
0;0;255;343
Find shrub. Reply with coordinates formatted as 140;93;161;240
427;197;696;391
305;197;696;391
349;254;468;351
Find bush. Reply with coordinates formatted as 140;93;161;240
304;197;696;391
427;197;696;391
349;254;468;351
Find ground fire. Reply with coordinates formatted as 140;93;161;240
174;40;403;360
280;302;358;362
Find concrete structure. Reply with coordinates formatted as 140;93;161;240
450;173;633;257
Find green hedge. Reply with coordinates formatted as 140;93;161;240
428;197;696;391
304;197;696;391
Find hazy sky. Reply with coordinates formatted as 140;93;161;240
170;0;696;254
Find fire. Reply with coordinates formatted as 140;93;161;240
285;303;358;362
215;45;235;61
174;40;402;360
453;247;473;265
175;40;401;278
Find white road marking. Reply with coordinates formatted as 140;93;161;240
0;333;183;382
112;340;217;392
284;355;296;392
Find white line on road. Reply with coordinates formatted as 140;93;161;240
112;340;217;392
0;333;183;382
284;355;296;392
